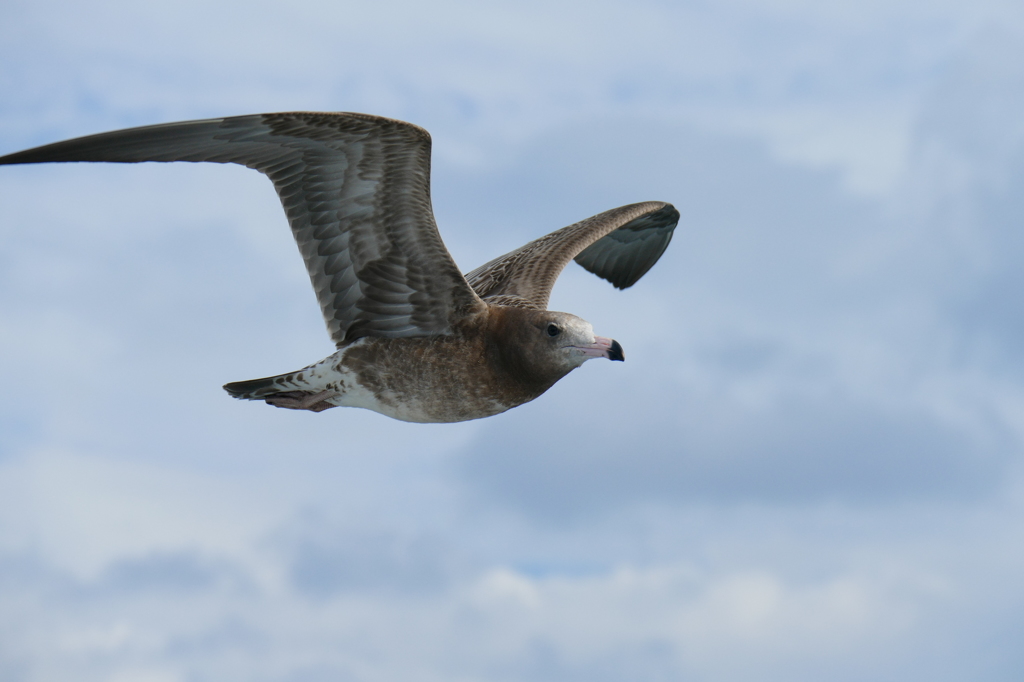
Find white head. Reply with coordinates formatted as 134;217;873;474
537;311;624;370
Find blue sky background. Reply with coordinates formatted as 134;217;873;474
2;1;1024;679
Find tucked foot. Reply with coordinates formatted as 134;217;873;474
264;389;339;412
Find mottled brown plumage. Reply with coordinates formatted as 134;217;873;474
0;112;677;422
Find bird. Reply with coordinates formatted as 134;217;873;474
0;112;678;423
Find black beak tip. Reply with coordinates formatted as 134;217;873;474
609;339;625;362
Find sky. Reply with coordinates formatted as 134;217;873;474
2;0;1024;680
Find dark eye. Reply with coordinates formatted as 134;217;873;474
546;323;561;337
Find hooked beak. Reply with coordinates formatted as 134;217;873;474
577;335;625;362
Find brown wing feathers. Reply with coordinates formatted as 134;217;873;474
0;113;677;331
465;201;679;310
0;113;486;345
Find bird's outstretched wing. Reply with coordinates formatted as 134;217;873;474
464;202;679;309
0;112;487;345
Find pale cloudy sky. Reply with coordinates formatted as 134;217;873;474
2;1;1024;680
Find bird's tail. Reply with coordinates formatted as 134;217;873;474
223;371;300;400
223;370;339;413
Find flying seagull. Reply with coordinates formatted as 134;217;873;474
0;112;678;422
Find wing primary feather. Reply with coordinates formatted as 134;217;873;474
466;201;679;308
0;112;487;344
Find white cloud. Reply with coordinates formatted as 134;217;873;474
0;449;279;578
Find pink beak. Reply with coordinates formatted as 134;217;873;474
577;335;625;361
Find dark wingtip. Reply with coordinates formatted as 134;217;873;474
609;339;625;362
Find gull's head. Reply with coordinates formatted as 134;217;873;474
490;307;624;390
535;310;624;369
